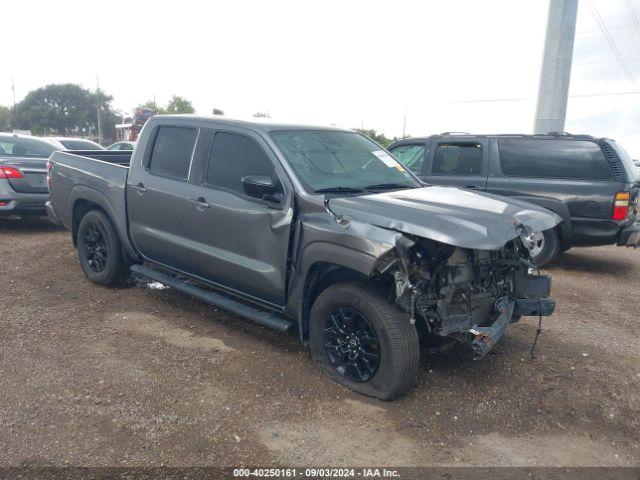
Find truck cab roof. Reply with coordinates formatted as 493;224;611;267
146;114;352;134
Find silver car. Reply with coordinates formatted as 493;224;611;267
45;137;105;151
107;141;135;151
0;133;57;217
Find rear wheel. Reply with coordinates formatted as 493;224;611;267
77;210;126;286
309;281;419;400
524;228;559;266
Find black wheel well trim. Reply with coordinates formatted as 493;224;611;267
71;199;107;247
298;262;389;344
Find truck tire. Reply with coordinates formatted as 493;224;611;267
526;228;560;267
309;281;419;400
77;210;126;286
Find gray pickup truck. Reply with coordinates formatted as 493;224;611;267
47;115;560;399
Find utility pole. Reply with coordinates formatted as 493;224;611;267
11;78;16;131
96;75;102;144
534;0;579;134
402;106;407;138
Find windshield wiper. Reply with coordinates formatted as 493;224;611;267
314;186;365;194
362;182;415;191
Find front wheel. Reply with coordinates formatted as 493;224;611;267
524;228;560;266
309;281;419;400
77;210;126;286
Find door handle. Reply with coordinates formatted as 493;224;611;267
189;197;211;210
465;185;479;190
131;183;147;194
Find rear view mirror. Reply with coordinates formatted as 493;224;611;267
241;175;282;204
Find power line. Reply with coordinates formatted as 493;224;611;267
626;0;640;38
587;0;636;84
452;90;640;104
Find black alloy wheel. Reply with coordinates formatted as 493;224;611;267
76;210;126;286
82;224;107;273
323;306;381;383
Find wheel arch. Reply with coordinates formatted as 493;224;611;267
68;185;138;261
296;260;395;344
71;199;106;246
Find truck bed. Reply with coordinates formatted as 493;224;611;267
48;150;135;257
60;150;133;166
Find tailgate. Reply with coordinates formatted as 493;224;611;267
0;157;48;193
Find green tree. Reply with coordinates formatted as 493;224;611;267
354;128;394;148
0;106;12;132
166;95;195;114
15;84;118;142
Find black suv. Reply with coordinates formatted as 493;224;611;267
388;133;640;264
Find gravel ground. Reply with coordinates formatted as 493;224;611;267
1;217;639;468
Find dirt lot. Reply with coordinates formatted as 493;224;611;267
1;217;639;468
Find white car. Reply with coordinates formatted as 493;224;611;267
107;141;135;151
45;137;105;150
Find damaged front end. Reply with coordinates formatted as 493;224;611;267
375;235;555;359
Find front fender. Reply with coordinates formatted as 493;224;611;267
285;213;404;340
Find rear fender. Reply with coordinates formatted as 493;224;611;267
68;185;138;261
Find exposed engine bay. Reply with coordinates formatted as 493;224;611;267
375;235;555;359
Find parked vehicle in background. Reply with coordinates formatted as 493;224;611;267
47;116;560;400
115;108;157;142
107;141;135;151
45;137;105;150
0;133;57;217
388;133;640;265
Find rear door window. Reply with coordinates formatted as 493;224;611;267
148;126;198;180
389;144;426;174
432;142;483;175
499;139;612;180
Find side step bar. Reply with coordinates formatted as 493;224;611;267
130;264;295;333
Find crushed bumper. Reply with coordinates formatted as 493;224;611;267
469;297;555;360
617;222;640;247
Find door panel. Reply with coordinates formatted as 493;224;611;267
182;185;292;305
425;139;489;190
182;129;292;305
127;175;195;270
127;125;199;271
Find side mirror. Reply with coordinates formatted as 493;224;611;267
241;175;283;204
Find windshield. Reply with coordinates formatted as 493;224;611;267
270;130;419;192
60;140;103;150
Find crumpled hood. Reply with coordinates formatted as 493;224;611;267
329;186;562;250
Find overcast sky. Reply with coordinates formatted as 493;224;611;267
2;0;640;156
